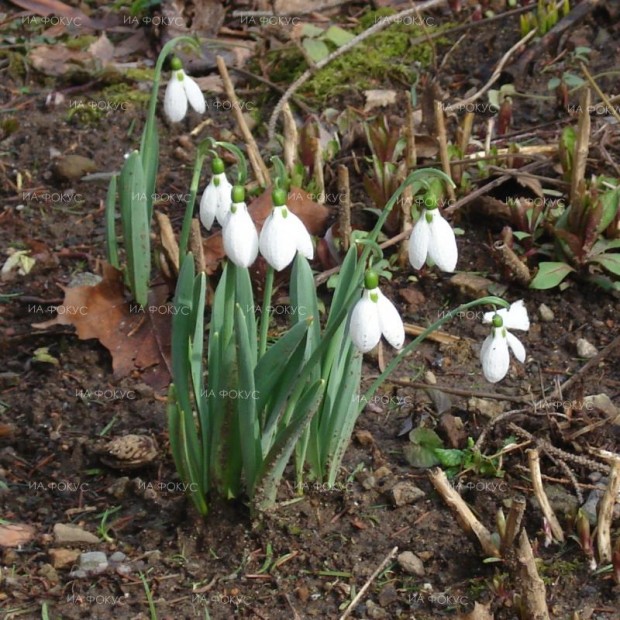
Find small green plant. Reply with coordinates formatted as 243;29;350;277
105;35;201;306
404;431;505;478
96;505;121;542
530;177;620;290
168;166;510;515
520;0;570;37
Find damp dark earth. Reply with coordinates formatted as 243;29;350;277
1;1;619;619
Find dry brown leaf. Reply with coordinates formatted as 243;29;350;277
364;89;397;113
0;523;36;547
9;0;100;29
29;44;97;77
515;174;544;197
88;33;114;64
33;264;171;390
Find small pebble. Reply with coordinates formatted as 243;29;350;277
576;338;597;359
78;551;108;575
390;482;425;507
538;303;554;322
397;551;425;576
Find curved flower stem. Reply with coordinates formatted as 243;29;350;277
359;295;510;412
214;141;248;186
141;35;201;153
259;266;275;356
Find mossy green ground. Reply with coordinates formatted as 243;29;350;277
264;8;450;103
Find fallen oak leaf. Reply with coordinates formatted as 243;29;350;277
32;264;172;390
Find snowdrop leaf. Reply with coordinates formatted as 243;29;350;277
530;262;574;289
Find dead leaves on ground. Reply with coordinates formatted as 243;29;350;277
33;264;171;390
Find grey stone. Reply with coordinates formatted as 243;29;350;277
53;523;99;544
397;551;425;576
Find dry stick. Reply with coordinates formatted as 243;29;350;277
337;164;351;252
155;212;180;275
189;219;206;274
267;0;448;141
527;449;565;542
338;546;399;620
510;423;610;474
580;62;620;125
502;496;526;553
548;334;620;400
399;97;416;266
474;408;531;451
434;100;456;201
443;30;536;114
282;102;298;174
443;160;546;215
216;56;270;187
373;379;531;405
596;458;620;564
428;468;500;558
313;137;325;204
569;87;591;209
517;529;551;620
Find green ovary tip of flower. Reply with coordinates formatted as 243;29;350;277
170;56;183;71
232;185;245;203
212;157;225;175
492;314;503;328
364;270;379;290
272;187;287;208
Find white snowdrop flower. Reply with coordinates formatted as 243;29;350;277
349;271;405;353
259;188;314;271
408;207;458;272
222;186;258;268
480;302;529;383
199;158;233;230
482;299;530;331
163;57;206;123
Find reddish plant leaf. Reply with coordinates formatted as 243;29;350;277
33;264;172;390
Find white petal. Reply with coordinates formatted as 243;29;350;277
222;203;258;268
349;292;381;353
199;182;218;230
376;289;404;349
288;211;314;260
427;210;458;272
483;300;530;331
163;74;187;123
408;216;430;269
506;331;526;363
214;174;233;225
503;300;530;331
182;73;206;114
480;328;510;383
259;207;298;271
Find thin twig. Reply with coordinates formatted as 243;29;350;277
596;459;620;564
528;449;565;542
549;334;620;400
443;30;537;114
267;0;449;140
216;56;270;186
339;546;399;620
